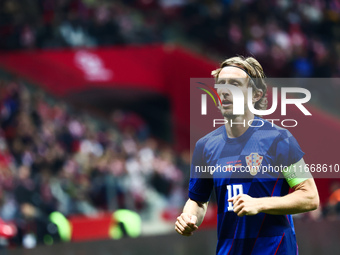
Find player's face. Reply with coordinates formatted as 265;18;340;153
216;66;251;118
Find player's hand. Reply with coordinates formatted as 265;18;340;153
228;194;260;217
175;213;198;236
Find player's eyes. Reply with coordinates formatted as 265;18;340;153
217;80;240;86
226;82;239;86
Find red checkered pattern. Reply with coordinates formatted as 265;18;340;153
246;153;263;168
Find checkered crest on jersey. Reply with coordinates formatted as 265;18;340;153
246;153;263;176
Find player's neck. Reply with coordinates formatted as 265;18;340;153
224;112;255;138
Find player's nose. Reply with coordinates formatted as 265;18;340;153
219;89;231;99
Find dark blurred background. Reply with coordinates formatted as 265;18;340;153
0;0;340;254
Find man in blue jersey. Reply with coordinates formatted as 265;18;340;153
175;56;319;254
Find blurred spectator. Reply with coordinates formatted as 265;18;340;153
0;200;17;253
328;182;340;206
323;181;340;220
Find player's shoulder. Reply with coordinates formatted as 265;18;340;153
195;125;225;147
256;117;294;140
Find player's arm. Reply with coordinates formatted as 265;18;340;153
230;158;319;216
176;138;212;235
175;198;209;236
230;178;319;216
257;177;319;215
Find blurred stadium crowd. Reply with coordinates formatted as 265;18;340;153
1;0;340;77
1;0;340;249
1;0;340;114
0;77;190;246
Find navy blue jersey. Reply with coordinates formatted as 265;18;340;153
189;117;304;255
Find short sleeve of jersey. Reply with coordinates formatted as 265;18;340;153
188;139;213;202
275;130;305;168
275;130;309;187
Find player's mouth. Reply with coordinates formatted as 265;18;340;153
222;99;232;108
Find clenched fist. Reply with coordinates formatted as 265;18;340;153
175;213;198;236
228;194;261;217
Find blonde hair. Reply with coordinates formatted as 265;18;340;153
211;56;267;111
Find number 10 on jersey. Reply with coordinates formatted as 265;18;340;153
226;184;244;211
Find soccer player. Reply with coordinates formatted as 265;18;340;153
175;56;319;254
